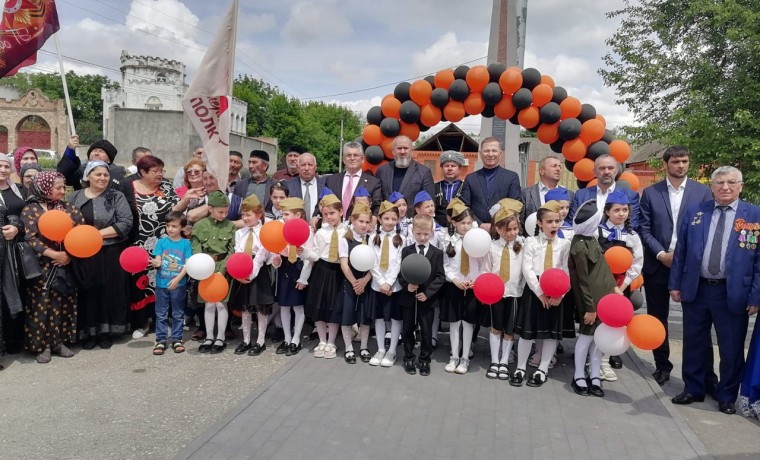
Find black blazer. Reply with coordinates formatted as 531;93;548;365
375;160;435;217
285;176;327;218
325;171;382;214
460;167;522;224
434;180;465;228
397;244;446;308
232;176;273;211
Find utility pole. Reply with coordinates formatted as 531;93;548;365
338;117;344;173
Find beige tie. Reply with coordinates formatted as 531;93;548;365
460;241;470;276
499;242;510;282
544;237;553;271
380;234;390;271
329;229;339;262
244;230;254;255
288;244;297;263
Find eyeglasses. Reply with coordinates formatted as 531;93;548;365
148;169;165;175
186;169;204;176
712;180;742;188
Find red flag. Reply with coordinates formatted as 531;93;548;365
182;0;238;192
0;0;60;77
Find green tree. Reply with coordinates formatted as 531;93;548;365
601;0;760;201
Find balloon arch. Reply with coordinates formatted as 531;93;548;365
360;64;638;190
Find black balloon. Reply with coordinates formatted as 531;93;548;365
423;75;436;88
630;290;644;311
367;106;383;125
576;179;589;189
512;88;533;109
509;114;520;125
521;68;542;90
617;179;631;190
601;129;614;143
551;86;568;104
578;104;597;123
587;140;611;160
365;146;385;165
399;100;421;124
558;118;582;140
481;105;495;118
430;88;449;109
482;82;503;105
380;117;400;137
448;79;470;102
400;254;432;285
615;163;624;180
360;140;369;151
550;140;565;154
539;102;562;124
417;121;430;132
394;82;411;102
453;65;470;80
487;62;507;82
564;159;575;171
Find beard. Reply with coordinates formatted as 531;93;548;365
395;156;411;168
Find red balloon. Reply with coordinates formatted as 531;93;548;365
227;252;254;279
539;268;570;297
597;293;634;327
120;246;149;273
473;273;505;304
283;218;310;247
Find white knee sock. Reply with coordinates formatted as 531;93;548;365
342;326;355;353
316;321;328;344
204;302;216;339
449;321;461;359
280;307;292;344
516;338;533;370
360;324;370;350
242;311;253;345
375;319;386;351
500;338;514;365
461;321;474;360
489;331;501;363
215;303;228;341
327;323;339;345
388;319;402;355
432;307;440;341
538;339;557;373
256;312;268;346
292;306;305;346
574;334;593;386
589;343;603;379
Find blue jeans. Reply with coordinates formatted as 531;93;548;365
155;286;187;343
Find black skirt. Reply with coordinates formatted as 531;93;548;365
481;296;519;334
439;282;480;323
305;260;343;322
561;288;578;338
339;280;371;326
276;258;307;307
513;289;564;340
230;265;275;315
364;289;403;322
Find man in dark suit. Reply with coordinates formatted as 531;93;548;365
460;136;521;231
640;146;712;385
376;135;435;218
669;166;760;414
285;152;326;222
433;150;466;227
325;141;382;216
567;154;640;229
232;149;273;211
521;155;574;223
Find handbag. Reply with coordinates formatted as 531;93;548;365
45;265;76;295
16;240;42;279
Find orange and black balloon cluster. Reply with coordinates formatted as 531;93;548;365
361;64;634;189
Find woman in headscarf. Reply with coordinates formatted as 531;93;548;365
68;161;133;350
21;171;85;363
19;163;42;198
10;146;38;185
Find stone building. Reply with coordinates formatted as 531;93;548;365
0;88;68;154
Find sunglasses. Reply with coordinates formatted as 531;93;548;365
186;169;205;176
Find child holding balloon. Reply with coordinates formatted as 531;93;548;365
366;201;405;366
511;200;570;387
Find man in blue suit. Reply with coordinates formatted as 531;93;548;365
640;146;712;385
285;152;326;223
460;137;521;230
567;154;640;230
669;166;760;414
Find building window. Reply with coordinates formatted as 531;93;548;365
156;73;167;83
145;96;162;110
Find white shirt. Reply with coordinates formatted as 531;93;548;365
599;224;644;288
274;226;318;285
300;179;319;218
522;233;570;297
483;237;526;298
313;223;348;262
667;176;686;252
595;183;616;222
538;182;551;205
233;225;271;280
342;171;361;201
443;233;484;283
369;230;404;292
415;242;430;256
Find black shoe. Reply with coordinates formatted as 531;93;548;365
286;343;302;356
557;343;564;354
588;377;604;397
718;401;736;415
510;369;525;387
609;355;623;369
344;351;357;364
404;359;417;375
359;348;371;363
82;338;97;350
419;361;430;376
210;339;226;354
308;330;318;341
248;343;266;356
652;369;670;386
98;336;112;349
572;377;589;396
272;328;285;343
275;341;289;355
234;342;251;355
526;370;547;388
672;391;705;405
198;339;213;353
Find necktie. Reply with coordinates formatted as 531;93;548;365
329;228;339;262
303;181;312;220
380;234;390;271
288;244;297;263
499;242;510;282
418;244;425;256
244;230;254;255
708;206;728;276
460;239;470;276
544;237;553;271
342;174;354;217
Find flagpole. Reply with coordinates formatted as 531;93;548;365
229;0;239;95
53;33;76;136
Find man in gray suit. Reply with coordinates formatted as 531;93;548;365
521;155;574;223
376;135;435;218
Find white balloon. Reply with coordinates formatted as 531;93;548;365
349;244;375;272
593;323;631;355
524;212;537;237
462;228;491;258
186;253;216;280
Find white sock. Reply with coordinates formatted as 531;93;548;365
590;343;603;379
388;319;402;355
449;321;462;359
601;354;610;367
280;307;292;344
500;338;514;365
342;326;355;353
489;331;501;363
242;311;252;345
538;339;557;373
432;307;440;341
516;338;533;370
461;321;474;360
204;302;216;339
574;335;593;386
375;319;386;351
292;306;305;346
327;323;339;346
316;321;328;344
215;303;228;341
360;325;370;350
256;312;268;346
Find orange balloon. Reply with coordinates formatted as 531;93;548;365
531;84;553;107
434;69;455;90
463;92;485;115
38;210;73;242
595;113;607;128
573;158;595;182
465;65;490;92
499;67;523;94
362;124;382;145
493;97;517;120
518;106;540;129
560;96;582;120
419;104;442;127
381;97;401;119
380;137;394;157
540;74;555;88
199;273;229;303
260;220;287;253
579;119;605;144
362;159;381;175
627;314;666;350
619;171;640;191
64;225;103;258
609;140;631;163
537;122;559;144
443;101;465;122
586;178;598;188
399;121;420;141
630;275;644;291
409;80;433;106
562;138;587;162
605;246;634;274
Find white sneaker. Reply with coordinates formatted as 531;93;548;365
380;352;396;367
132;327;148;339
445;357;459;373
324;343;337;359
313;342;327;358
600;363;617;381
369;350;385;366
455;358;470;374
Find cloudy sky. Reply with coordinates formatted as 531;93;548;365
30;0;633;133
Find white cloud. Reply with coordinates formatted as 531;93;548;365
238;13;277;34
411;32;488;76
324;61;376;84
281;1;353;44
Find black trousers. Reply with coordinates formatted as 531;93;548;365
403;302;434;363
643;269;674;372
